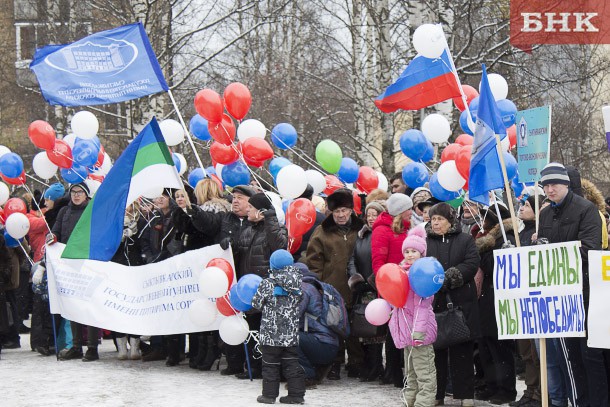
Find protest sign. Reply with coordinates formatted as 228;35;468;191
493;241;585;339
586;251;610;348
46;243;233;335
516;106;551;183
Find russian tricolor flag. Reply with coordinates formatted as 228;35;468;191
375;50;462;113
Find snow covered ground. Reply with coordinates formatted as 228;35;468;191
2;334;524;407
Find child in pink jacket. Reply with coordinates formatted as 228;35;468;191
389;226;437;407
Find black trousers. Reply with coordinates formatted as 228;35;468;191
225;313;262;372
261;345;305;399
30;294;59;349
477;336;516;397
70;321;99;348
517;339;540;400
435;340;475;400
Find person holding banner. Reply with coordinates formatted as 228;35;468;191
425;202;480;407
537;163;607;407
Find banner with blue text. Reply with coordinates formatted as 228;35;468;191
493;241;585;339
586;251;610;348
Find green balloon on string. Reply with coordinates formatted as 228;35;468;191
447;194;465;208
315;139;343;174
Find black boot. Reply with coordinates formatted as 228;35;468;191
166;336;180;366
327;362;341;380
199;333;220;371
189;334;205;369
360;344;384;382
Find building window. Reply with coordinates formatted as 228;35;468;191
15;22;92;64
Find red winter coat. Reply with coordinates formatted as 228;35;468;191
371;211;409;274
26;211;49;262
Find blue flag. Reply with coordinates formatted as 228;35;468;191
30;23;168;106
468;65;507;205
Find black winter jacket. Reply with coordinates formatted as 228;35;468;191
51;201;88;243
171;205;213;252
191;208;251;256
347;225;376;296
519;220;536;247
235;211;288;279
425;221;481;340
139;208;180;264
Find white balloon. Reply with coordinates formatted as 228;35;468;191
84;179;101;196
159;119;185;147
174;153;187;176
501;136;510;152
63;134;77;148
480;73;509;101
5;213;30;239
265;191;285;224
304;170;326;195
276;165;308;199
421;114;451;144
199;266;230;298
71;111;99;139
215;164;225;181
376;171;388;192
99;153;112;175
412;24;447;59
0;182;9;206
141;185;164;199
0;146;11;158
32;152;58;180
237;119;266;142
437;160;466;191
219;315;250;345
188;298;218;327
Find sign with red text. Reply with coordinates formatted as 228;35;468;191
586;251;610;348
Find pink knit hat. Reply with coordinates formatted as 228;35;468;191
402;225;427;256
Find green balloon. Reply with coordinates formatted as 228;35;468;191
315;140;342;174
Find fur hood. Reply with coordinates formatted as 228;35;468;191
581;178;606;215
475;219;514;253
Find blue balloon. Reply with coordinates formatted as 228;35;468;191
3;231;21;248
409;257;445;298
223;161;250;187
77;135;101;149
269;157;291;180
270;249;294;270
229;285;252;312
421;138;434;163
271;123;298;150
282;199;293;214
205;166;216;176
60;164;88;184
337;157;359;183
188;168;205;188
189;115;211;141
511;177;524;197
469;96;480;114
504;152;517;181
172;153;181;173
497;99;517;128
429;173;459;201
399;129;427;161
402;162;429;189
236;274;263;304
72;139;100;167
459;110;475;136
0;153;24;178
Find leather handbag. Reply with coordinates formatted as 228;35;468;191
434;293;470;349
349;302;387;338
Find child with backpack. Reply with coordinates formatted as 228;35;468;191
251;250;306;405
388;226;437;407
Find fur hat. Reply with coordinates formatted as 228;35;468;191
386;193;413;216
326;188;353;211
232;185;255;198
69;182;90;198
249;192;273;211
540;163;570;187
428;202;456;224
402;225;427;256
484;202;511;224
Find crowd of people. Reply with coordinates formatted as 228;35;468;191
1;161;610;406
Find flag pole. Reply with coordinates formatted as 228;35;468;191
494;136;521;247
167;89;208;177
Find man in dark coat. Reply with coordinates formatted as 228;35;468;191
537;163;607;407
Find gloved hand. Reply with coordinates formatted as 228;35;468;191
219;237;233;250
32;265;45;285
45;233;57;245
412;331;425;347
443;267;464;290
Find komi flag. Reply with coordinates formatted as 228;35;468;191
61;118;182;260
375;50;461;113
468;65;507;205
30;22;168;106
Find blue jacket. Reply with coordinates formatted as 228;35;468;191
299;272;339;347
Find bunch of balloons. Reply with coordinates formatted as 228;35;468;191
188;257;235;329
2;197;30;243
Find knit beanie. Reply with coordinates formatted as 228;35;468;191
249;192;273;211
43;182;65;201
386;193;413;216
364;200;386;215
540;163;570;187
402;226;427;256
525;195;542;212
69;182;90;198
410;187;432;209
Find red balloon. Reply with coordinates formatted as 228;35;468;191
507;124;516;149
46;140;73;169
288;235;303;255
210;174;223;190
455;145;472;180
352;190;363;215
441;143;462;163
210;142;239;165
206;258;235;288
208;114;236;145
194;89;224;123
242;138;273;162
88;173;105;183
355;166;379;194
287;198;316;237
376;263;410;308
216;295;238;316
453;85;479;111
2;172;26;186
0;208;5;224
324;175;344;195
455;133;474;146
28;120;56;150
4;197;27;217
95;145;105;168
223;82;252;121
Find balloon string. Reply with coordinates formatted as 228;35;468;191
25;173;51;187
268;128;328;175
20;183;53;234
18;240;35;267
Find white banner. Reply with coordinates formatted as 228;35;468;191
493;241;585;339
586;251;610;348
46;243;234;335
